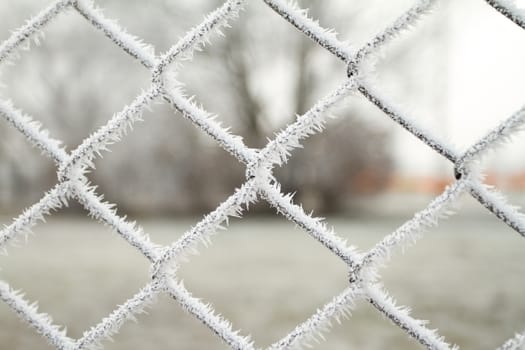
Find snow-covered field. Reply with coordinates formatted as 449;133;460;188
0;215;524;349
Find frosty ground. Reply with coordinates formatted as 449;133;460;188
0;213;524;350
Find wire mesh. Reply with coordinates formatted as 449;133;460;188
0;0;524;349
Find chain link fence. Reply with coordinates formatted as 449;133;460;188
0;0;524;349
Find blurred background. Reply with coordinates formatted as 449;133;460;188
0;0;525;349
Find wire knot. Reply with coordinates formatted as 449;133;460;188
453;162;467;181
346;60;359;78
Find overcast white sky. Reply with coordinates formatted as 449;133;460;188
392;0;525;176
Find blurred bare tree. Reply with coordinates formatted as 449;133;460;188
0;0;393;215
201;0;392;212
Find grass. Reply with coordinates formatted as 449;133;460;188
0;214;523;349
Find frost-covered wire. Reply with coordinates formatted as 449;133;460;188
264;0;525;238
353;178;467;282
366;284;458;350
0;0;72;64
263;0;525;348
162;82;256;165
0;0;524;348
74;0;157;69
360;81;525;235
348;0;437;76
454;104;525;179
0;99;68;164
0;182;70;250
0;97;164;261
358;83;525;235
58;85;160;181
268;286;362;350
152;180;258;278
71;0;253;165
72;182;162;262
262;0;352;62
74;281;162;350
497;331;525;350
259;178;461;349
485;0;525;30
259;180;360;267
0;281;73;350
0;0;259;347
468;181;525;235
154;0;245;79
165;278;255;350
357;82;460;163
250;79;356;173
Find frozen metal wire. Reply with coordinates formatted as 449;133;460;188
0;0;523;349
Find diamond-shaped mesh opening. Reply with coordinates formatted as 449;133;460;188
0;208;151;339
178;208;349;347
380;202;525;348
0;12;150;149
91;103;245;216
178;0;345;148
